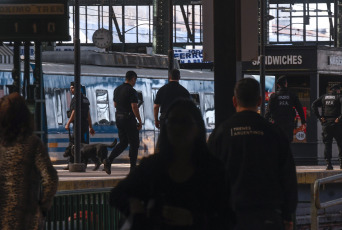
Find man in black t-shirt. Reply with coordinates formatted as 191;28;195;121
208;78;298;230
104;71;142;174
154;69;190;129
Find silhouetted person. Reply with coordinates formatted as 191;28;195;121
154;69;190;130
110;99;228;230
265;75;306;142
312;84;342;170
105;71;142;174
0;93;58;230
209;78;298;230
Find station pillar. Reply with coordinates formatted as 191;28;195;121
213;0;237;127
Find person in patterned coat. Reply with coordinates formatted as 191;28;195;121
0;92;58;230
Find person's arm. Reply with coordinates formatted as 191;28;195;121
88;111;95;135
34;138;58;215
132;103;142;130
337;97;342;122
154;104;161;129
65;110;75;130
312;96;324;122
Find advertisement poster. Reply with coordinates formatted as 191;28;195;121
293;107;307;143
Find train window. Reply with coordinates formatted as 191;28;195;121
137;91;145;124
190;93;200;109
54;89;63;125
204;93;215;125
96;89;110;125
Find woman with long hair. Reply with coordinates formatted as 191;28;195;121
0;92;58;230
109;99;228;230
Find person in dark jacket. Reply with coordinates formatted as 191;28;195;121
154;69;190;130
312;84;342;170
265;75;306;142
208;78;298;230
109;99;229;230
105;71;142;174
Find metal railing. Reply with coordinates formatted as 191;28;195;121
45;188;122;230
311;173;342;230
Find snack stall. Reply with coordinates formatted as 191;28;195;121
242;46;342;165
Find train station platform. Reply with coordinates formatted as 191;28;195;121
55;164;342;191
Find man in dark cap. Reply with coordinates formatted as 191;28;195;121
312;84;342;170
265;75;306;142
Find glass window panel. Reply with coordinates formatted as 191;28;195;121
88;6;100;43
102;6;109;30
278;4;292;42
268;4;278;42
137;91;145;124
67;6;74;43
306;16;317;41
113;6;123;43
150;5;153;43
204;94;215;125
318;13;331;41
54;89;63;125
137;6;150;43
175;6;187;43
80;6;88;43
96;89;110;125
125;6;137;43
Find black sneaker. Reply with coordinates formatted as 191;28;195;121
326;163;333;170
104;159;111;175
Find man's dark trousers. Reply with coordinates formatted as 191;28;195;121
277;121;294;142
108;114;139;169
322;120;342;161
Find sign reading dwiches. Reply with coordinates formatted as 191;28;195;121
174;49;204;63
252;55;303;66
0;0;70;41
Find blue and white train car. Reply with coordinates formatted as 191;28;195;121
0;63;215;162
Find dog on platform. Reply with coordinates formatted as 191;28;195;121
63;139;117;171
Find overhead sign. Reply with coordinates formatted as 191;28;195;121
174;49;204;63
0;0;70;41
242;46;317;71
